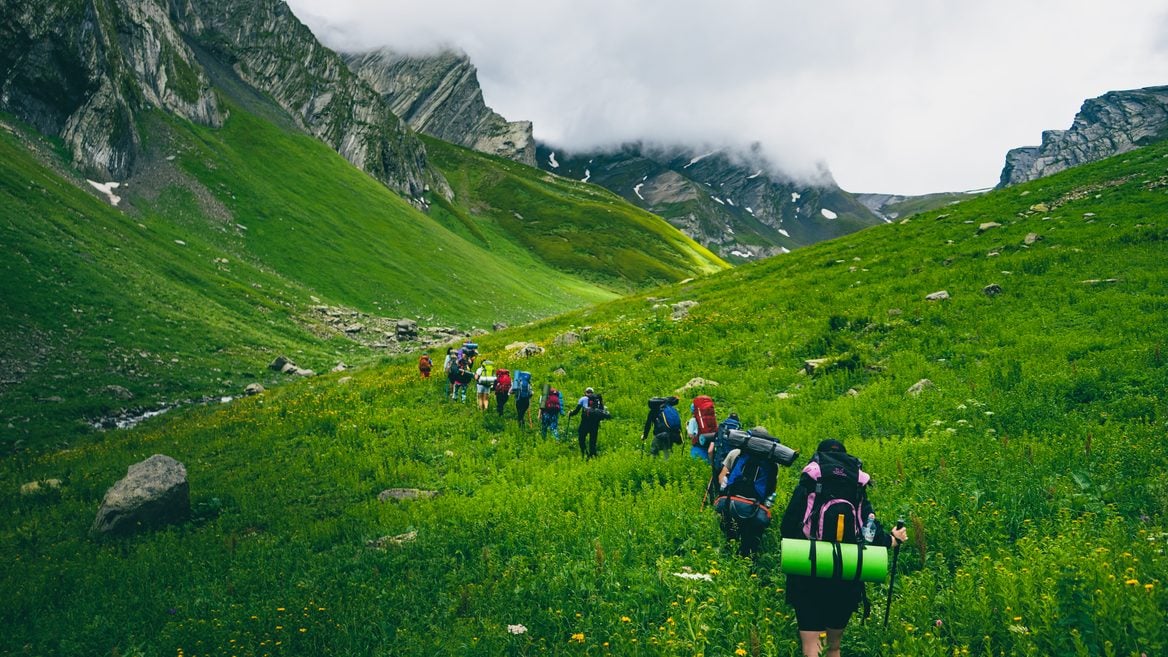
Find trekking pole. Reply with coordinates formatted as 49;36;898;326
882;517;906;629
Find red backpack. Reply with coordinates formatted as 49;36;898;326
543;388;562;412
693;395;718;445
495;369;512;393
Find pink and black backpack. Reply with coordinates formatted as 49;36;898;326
800;450;871;543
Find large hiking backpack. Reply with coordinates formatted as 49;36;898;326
655;404;681;434
515;371;533;399
693;395;718;446
477;361;497;387
724;453;774;501
711;416;742;469
584;394;611;420
543;388;562;412
494;369;511;393
800;451;871;543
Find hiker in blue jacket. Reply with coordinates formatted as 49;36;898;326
568;387;606;459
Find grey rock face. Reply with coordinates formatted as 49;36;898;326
1000;86;1168;187
92;454;189;536
345;48;536;167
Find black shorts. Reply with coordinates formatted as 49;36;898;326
787;576;861;631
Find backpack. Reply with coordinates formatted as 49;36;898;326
494;369;511;393
711;416;742;470
584;394;611;420
543;388;562;412
724;452;775;501
693;395;718;445
419;355;432;370
481;361;496;377
515;371;533;399
800;451;870;543
653;403;682;435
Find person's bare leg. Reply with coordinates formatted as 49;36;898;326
825;628;844;657
799;630;823;657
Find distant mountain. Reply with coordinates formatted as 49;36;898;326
536;142;885;262
855;191;982;222
344;48;536;167
999;85;1168;187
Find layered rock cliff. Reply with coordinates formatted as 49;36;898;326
1;0;438;200
343;48;536;166
1000;86;1168;187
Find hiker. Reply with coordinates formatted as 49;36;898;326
714;426;780;557
568;387;609;459
511;371;535;428
778;439;907;657
418;353;432;379
704;411;743;505
494;368;512;417
539;385;564;439
641;396;682;457
451;352;472;402
688;395;717;462
474;359;497;411
442;347;456;396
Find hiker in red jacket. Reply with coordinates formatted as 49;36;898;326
418;353;432;378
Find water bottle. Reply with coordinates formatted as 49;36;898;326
862;513;877;544
764;492;776;508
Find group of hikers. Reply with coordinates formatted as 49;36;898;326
419;343;910;657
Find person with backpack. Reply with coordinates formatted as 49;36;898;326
714;426;780;557
451;352;472;402
688;395;718;462
539;385;564;440
474;359;497;411
778;439;907;657
494;368;512;417
704;411;743;506
442;347;456;397
511;371;535;429
568;387;608;459
641;396;682;457
418;353;432;379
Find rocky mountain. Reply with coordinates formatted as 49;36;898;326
536;142;884;261
0;0;437;200
343;48;536;167
999;85;1168;187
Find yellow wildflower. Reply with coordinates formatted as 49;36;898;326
620;616;631;623
570;633;585;643
736;649;748;656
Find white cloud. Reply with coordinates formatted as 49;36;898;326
287;0;1168;195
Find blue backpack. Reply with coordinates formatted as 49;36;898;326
657;405;681;433
711;417;743;471
724;453;774;501
515;371;533;399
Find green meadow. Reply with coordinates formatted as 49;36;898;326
3;136;1168;656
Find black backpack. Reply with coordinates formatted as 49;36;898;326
584;394;611;420
799;451;869;543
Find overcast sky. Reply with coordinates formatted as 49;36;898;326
286;0;1168;195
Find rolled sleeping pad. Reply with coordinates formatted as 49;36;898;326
477;376;497;386
726;429;799;467
780;538;889;582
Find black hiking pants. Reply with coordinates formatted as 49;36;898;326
578;421;599;458
515;396;531;426
495;391;509;415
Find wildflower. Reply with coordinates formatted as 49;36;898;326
620;616;631;623
1125;578;1140;586
935;619;943;627
298;628;306;633
1145;583;1154;591
507;624;527;635
736;649;748;656
570;632;585;643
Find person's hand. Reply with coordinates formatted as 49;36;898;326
890;525;908;547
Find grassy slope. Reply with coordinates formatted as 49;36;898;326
423;136;727;290
3;142;1167;656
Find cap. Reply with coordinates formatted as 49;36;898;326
585;387;594;394
817;438;847;453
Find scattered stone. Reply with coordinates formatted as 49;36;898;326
803;358;831;375
292;368;315;377
92;454;189;536
378;488;439;502
925;291;950;301
1024;232;1041;245
103;385;133;400
672;300;699;320
677;377;719;392
776;392;793;400
1081;278;1119;285
554;331;581;346
987;251;1000;257
243;383;265;396
20;479;62;496
507;341;544;357
492;322;508;331
269;355;292;371
331;363;348;373
907;379;935;397
552;368;567;377
1029;203;1050;213
338;376;353;385
367;531;417;549
887;308;903;316
983;283;1002;297
978;222;1002;233
342;324;364;334
847;388;860;397
395;319;418;341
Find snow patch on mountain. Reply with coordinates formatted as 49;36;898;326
87;180;122;206
581;169;591;183
821;208;838;220
548;152;559;168
634;183;645;200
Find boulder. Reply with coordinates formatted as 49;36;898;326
1029;203;1050;213
103;385;133;400
1023;232;1041;245
554;331;580;346
243;383;265;396
378;488;439;502
978;222;1002;233
269;355;291;371
907;379;935;397
396;319;418;340
925;290;950;301
331;362;348;373
492;322;508;331
292;368;315;377
677;377;719;393
92;454;189;536
20;479;62;496
983;283;1003;297
672;300;699;320
552;368;567;377
507;341;544;357
803;358;831;375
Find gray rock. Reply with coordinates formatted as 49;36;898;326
492;323;508;331
983;283;1003;296
978;222;1002;233
103;385;133;400
367;530;417;548
672;300;699;320
243;383;265;396
269;355;292;371
676;377;719;393
925;291;950;301
1024;232;1042;245
907;379;935;397
552;368;567;377
21;479;62;496
803;358;831;375
378;488;439;502
331;362;348;373
92;455;189;536
554;331;580;346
